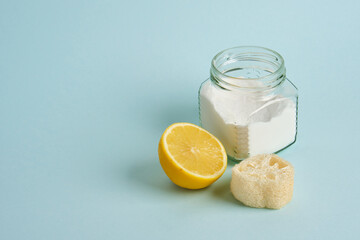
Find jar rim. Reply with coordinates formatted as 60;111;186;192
210;46;286;90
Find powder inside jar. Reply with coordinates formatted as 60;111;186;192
199;80;297;160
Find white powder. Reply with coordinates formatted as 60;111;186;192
199;81;297;160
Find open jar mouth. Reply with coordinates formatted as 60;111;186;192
210;46;286;91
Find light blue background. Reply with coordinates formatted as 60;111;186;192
1;0;359;239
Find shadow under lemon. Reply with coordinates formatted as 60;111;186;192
127;159;207;195
128;157;250;207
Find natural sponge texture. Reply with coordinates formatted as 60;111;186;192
231;154;294;209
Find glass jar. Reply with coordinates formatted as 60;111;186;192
198;46;298;161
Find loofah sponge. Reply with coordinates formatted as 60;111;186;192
231;154;294;209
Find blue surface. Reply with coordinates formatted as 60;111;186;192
1;0;360;239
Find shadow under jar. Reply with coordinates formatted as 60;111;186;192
199;46;298;162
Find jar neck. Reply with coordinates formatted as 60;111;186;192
210;46;286;92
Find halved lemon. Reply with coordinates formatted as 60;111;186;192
158;122;227;189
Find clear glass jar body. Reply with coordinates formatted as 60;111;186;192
198;46;298;161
